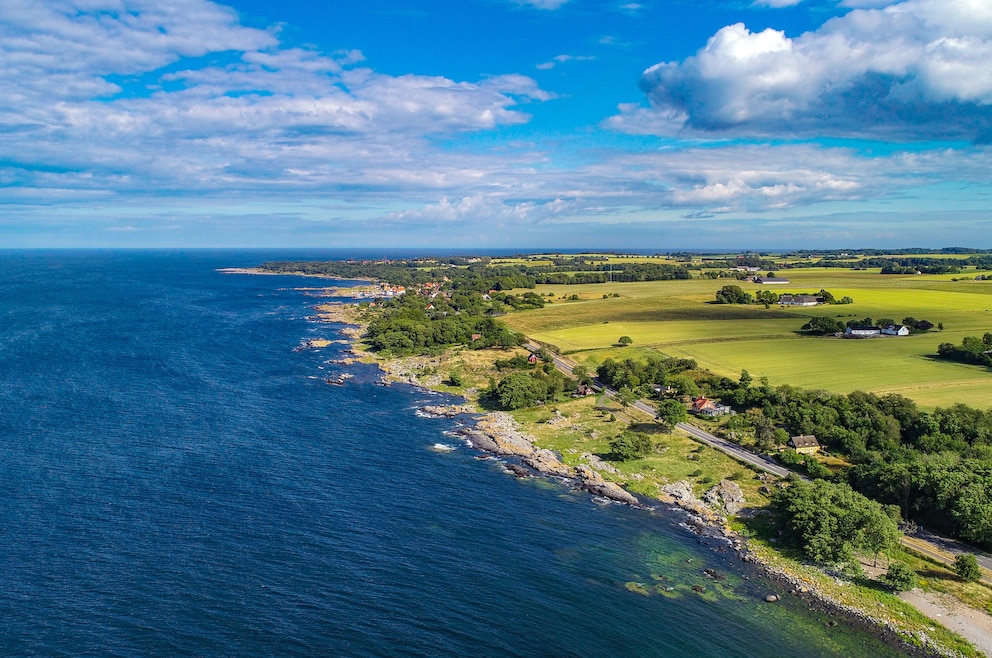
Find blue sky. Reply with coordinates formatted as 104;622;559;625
3;0;992;249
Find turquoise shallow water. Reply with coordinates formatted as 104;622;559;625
0;250;904;657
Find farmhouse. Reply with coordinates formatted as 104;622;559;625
753;276;790;285
845;326;881;337
788;435;821;454
691;396;732;417
881;324;911;336
779;294;819;306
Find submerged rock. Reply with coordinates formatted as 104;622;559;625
504;463;532;478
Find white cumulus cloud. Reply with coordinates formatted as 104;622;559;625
0;0;553;199
612;0;992;141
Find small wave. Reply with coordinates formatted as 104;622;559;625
431;443;456;452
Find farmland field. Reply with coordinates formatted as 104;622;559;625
502;267;992;409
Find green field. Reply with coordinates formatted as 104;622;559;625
503;268;992;409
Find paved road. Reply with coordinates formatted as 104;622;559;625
525;341;792;478
901;534;992;585
673;421;794;478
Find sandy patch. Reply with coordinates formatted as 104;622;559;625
901;589;992;657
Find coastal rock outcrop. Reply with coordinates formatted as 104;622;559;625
523;449;573;478
576;464;639;506
661;480;718;519
580;452;621;476
704;480;747;516
473;412;538;456
419;404;475;418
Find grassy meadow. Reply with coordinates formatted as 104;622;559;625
502;267;992;409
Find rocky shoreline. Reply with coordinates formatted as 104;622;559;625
313;300;959;658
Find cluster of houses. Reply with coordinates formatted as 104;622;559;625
653;388;826;457
356;283;406;299
845;324;910;337
688;396;825;455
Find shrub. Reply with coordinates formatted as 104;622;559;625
954;553;982;582
883;562;918;591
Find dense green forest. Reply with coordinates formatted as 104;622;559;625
692;374;992;548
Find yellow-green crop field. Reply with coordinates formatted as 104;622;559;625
502;267;992;410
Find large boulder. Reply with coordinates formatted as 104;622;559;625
523;449;572;478
472;413;536;456
580;452;621;476
576;464;639;506
704;480;747;516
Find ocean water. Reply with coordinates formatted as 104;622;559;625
0;250;903;657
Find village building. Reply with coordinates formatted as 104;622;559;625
845;325;881;336
788;435;821;454
881;324;911;336
753;276;790;285
779;294;819;306
691;396;733;417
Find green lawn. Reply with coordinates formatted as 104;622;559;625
504;269;992;410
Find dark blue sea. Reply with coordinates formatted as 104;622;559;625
0;250;902;657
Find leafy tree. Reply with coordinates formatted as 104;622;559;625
668;374;700;399
739;369;753;388
610;431;654;460
802;316;845;335
754;290;779;306
954;553;982;582
447;371;464;387
657;399;688;428
773;480;900;565
617;335;633;346
571;365;593;385
617;386;639;408
715;285;753;304
495;372;547;410
883;562;918;591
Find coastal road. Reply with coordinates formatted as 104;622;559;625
900;533;992;585
525;341;793;479
525;341;992;578
673;421;794;478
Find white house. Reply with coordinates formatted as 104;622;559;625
845;326;881;336
881;324;910;336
